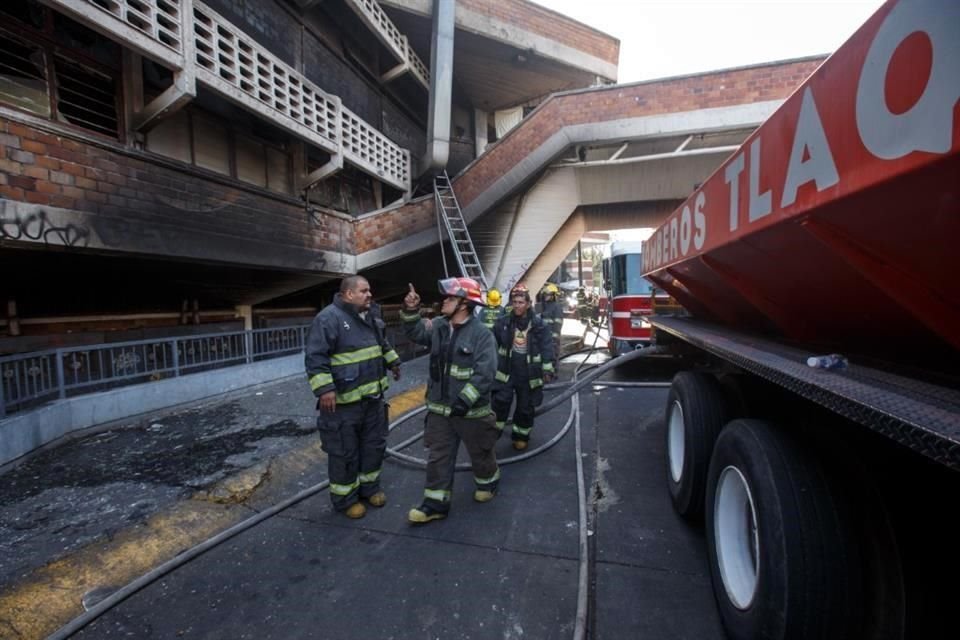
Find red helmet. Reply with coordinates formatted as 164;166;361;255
510;282;531;301
438;277;485;305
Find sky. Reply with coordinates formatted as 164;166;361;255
530;0;885;243
531;0;886;83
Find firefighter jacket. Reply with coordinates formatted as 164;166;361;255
305;295;400;403
540;300;564;337
477;304;503;329
400;307;497;418
492;310;555;389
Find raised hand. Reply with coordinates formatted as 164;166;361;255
404;282;421;309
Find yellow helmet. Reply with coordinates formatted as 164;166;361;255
544;283;560;296
487;288;501;306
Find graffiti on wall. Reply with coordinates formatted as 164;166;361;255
0;204;90;247
503;262;529;293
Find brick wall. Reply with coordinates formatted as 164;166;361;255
355;195;434;252
0;117;346;270
355;57;825;253
460;0;620;65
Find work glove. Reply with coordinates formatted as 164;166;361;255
450;398;470;417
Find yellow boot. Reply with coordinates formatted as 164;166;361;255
408;504;447;524
344;502;366;519
366;491;387;507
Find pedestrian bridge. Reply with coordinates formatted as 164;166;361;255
356;56;824;292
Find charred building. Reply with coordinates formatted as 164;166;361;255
0;0;619;353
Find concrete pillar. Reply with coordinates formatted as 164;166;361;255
6;300;20;337
474;108;488;157
235;305;253;331
421;0;455;174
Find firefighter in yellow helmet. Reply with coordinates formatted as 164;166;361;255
477;288;504;330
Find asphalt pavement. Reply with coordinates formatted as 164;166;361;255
0;321;725;639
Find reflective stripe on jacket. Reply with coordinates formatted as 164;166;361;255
492;310;555;388
401;308;497;418
540;300;564;337
478;305;503;329
305;296;400;403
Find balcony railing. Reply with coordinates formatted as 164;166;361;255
0;326;308;418
192;2;341;155
342;106;411;190
39;0;411;192
344;0;429;90
41;0;187;68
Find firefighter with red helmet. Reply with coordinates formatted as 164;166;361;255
492;283;555;450
401;277;500;524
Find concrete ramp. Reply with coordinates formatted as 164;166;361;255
355;57;826;283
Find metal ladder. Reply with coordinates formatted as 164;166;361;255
434;170;488;288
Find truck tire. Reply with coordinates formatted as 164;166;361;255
705;419;862;640
664;372;726;520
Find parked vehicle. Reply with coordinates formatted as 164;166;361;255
602;241;674;355
640;2;960;638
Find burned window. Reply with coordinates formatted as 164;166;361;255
0;0;47;30
306;149;376;216
0;31;50;117
0;4;121;139
53;55;118;136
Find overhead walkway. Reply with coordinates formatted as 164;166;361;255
356;56;825;290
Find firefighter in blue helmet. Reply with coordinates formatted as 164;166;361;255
492;283;555;450
401;277;500;524
305;275;401;519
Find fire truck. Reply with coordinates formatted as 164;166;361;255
640;1;959;638
602;241;649;353
602;241;672;354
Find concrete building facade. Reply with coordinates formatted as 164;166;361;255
0;0;822;358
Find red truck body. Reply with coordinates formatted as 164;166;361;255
637;4;960;638
641;0;959;367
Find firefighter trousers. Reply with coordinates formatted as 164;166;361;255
316;396;387;511
492;377;541;442
421;412;500;512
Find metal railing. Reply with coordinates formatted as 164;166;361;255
0;325;309;418
343;0;429;90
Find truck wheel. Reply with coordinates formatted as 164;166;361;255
664;372;726;520
706;419;861;640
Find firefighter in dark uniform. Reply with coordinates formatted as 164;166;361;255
477;288;504;329
492;283;555;450
575;286;588;324
305;275;400;519
401;278;499;524
539;282;564;368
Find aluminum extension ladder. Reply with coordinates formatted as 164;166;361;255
434;170;488;288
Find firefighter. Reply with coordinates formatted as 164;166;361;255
477;288;504;329
539;282;564;367
401;278;500;524
305;276;401;519
492;283;555;450
575;286;588;324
